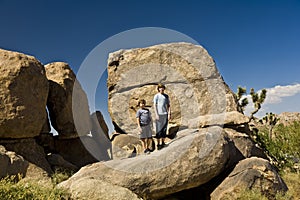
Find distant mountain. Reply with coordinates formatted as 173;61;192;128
277;112;300;126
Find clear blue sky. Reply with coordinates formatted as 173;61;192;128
1;0;300;133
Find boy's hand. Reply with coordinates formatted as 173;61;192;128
155;114;159;121
138;127;142;133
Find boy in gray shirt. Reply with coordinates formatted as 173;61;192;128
136;99;153;154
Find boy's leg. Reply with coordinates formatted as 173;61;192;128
155;115;163;148
144;138;148;150
149;138;155;152
146;137;152;150
141;138;146;151
161;115;168;147
156;138;162;150
152;137;158;150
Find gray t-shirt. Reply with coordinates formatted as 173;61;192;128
136;108;151;125
153;93;170;115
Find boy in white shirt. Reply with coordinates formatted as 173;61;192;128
153;84;171;150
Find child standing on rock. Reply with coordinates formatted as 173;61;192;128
136;99;153;154
153;83;171;150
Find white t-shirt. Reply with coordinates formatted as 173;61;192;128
153;93;170;115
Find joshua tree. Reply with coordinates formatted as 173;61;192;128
236;86;249;112
262;112;279;139
249;88;267;121
235;87;267;121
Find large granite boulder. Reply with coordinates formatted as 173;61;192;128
90;111;112;159
45;62;91;138
188;111;249;128
46;153;78;171
107;42;239;135
90;111;109;140
40;109;51;134
57;42;288;199
0;49;49;138
61;177;141;200
1;138;53;176
111;133;143;159
224;128;267;161
211;157;288;200
59;126;231;199
0;145;29;178
54;136;110;168
1;139;53;185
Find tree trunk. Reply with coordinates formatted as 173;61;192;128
268;126;273;140
249;108;259;122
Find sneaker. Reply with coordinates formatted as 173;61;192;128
146;148;151;154
157;144;162;150
144;149;150;154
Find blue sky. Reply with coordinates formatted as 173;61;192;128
1;0;300;133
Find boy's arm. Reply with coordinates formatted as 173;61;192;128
153;102;159;120
167;104;171;120
148;110;152;122
136;117;141;127
136;111;142;133
153;95;159;120
167;95;171;120
136;117;142;133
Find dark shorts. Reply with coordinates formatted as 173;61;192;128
155;114;168;139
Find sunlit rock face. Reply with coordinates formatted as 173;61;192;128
107;42;239;135
0;48;49;138
45;62;91;138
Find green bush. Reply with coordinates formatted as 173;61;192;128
0;176;69;200
51;169;74;185
236;188;269;200
253;121;300;172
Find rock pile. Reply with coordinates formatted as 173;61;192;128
0;43;289;199
59;43;288;199
0;48;111;181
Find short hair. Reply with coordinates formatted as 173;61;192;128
157;83;166;91
138;99;146;105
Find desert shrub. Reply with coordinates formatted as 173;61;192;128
51;169;74;185
253;121;300;172
232;172;298;200
280;172;300;199
0;176;69;200
222;187;293;200
235;188;268;200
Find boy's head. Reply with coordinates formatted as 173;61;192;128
138;99;146;107
157;83;166;92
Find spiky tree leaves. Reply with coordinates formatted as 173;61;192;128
237;87;247;100
263;112;280;139
235;87;267;121
236;86;249;112
249;88;267;121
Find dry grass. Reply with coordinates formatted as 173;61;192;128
224;171;299;200
280;171;300;199
0;173;70;200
